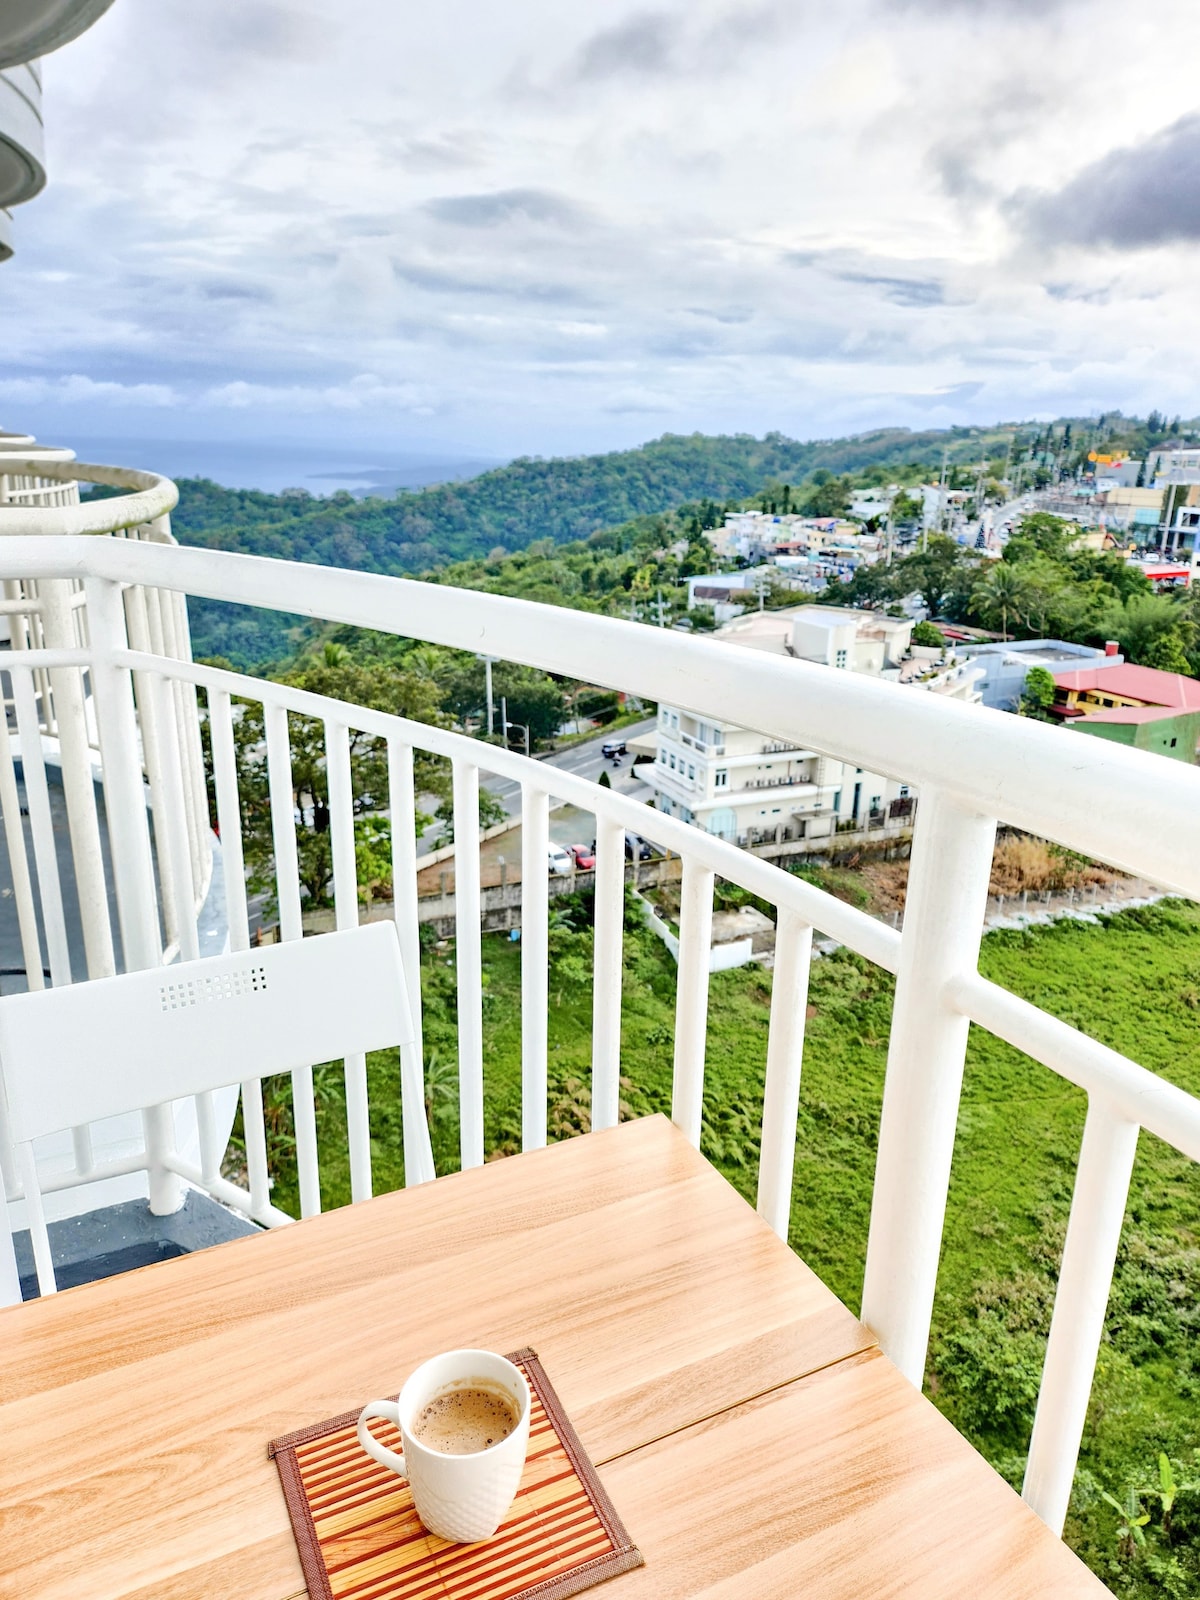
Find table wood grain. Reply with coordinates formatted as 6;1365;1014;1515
600;1348;1113;1599
0;1116;872;1600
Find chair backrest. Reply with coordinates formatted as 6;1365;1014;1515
0;922;413;1144
0;923;429;1304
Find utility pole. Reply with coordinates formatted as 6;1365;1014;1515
476;653;497;739
932;447;949;546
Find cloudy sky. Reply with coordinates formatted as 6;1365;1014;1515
3;0;1200;466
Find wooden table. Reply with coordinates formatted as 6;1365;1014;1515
0;1115;1109;1599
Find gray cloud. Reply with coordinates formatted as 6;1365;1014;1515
8;0;1200;464
837;272;946;308
423;188;589;229
784;251;947;308
196;280;275;303
1015;113;1200;248
197;1;324;61
393;259;592;305
574;12;675;80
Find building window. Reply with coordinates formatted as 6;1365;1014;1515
688;764;695;780
715;769;728;789
899;784;910;797
669;753;676;770
835;649;848;669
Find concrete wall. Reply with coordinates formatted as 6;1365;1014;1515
1068;710;1200;764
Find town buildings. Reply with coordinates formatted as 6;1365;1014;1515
645;605;981;846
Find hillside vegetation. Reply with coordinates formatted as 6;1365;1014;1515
171;423;1022;572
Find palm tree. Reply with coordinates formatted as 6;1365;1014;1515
971;563;1029;641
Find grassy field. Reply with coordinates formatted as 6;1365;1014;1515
247;898;1200;1597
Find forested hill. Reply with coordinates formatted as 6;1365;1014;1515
169;423;1017;577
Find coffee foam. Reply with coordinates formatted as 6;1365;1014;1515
412;1383;519;1456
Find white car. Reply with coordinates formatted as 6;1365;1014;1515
547;844;573;876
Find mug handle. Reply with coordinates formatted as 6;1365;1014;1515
357;1401;407;1476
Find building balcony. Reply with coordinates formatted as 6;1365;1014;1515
1;455;1199;1589
0;62;44;211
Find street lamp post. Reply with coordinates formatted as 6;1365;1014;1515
500;695;530;759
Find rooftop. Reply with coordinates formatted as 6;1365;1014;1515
1052;662;1200;710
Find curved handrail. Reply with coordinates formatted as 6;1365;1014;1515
0;459;178;534
119;646;905;972
2;532;1197;901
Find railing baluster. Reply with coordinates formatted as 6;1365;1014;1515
209;684;270;1209
1022;1099;1139;1535
9;663;71;985
40;579;114;979
860;788;996;1387
265;699;320;1217
757;909;813;1240
452;759;484;1169
86;576;180;1216
208;687;270;1215
208;689;249;949
122;579;177;951
672;858;714;1148
327;719;372;1203
520;783;549;1150
387;739;434;1186
0;677;46;991
151;672;200;963
590;814;624;1131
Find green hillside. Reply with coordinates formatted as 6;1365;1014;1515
170;425;997;573
166;411;1195;665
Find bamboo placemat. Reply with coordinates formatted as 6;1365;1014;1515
269;1348;643;1600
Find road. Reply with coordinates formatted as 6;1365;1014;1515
484;717;657;816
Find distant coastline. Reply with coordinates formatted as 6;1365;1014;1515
58;435;502;496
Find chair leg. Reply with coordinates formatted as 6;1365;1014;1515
400;1042;436;1186
18;1143;56;1297
0;1207;21;1306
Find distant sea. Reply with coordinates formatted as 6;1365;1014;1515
62;436;501;497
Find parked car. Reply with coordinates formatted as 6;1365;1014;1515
601;739;627;758
566;843;596;871
624;831;657;861
547;844;573;876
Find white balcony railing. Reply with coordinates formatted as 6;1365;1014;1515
1;460;1200;1548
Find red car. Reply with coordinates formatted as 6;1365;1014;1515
566;843;596;871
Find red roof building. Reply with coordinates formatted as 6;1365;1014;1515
1051;663;1200;762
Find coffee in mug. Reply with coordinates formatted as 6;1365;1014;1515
357;1349;531;1543
411;1384;520;1455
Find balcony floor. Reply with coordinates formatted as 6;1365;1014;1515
12;1189;258;1300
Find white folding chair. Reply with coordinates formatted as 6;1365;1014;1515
0;922;434;1304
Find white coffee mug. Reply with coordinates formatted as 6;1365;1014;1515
357;1349;531;1543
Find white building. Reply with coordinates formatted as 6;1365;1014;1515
645;606;984;845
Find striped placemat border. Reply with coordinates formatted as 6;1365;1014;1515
269;1348;643;1600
